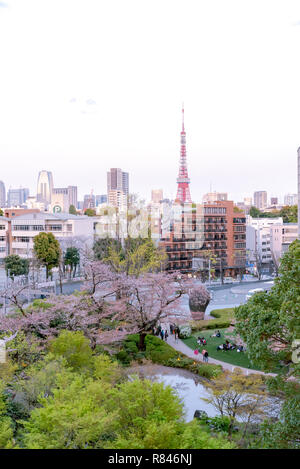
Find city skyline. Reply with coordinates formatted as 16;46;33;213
0;0;299;203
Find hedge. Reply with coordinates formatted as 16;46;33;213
116;334;222;379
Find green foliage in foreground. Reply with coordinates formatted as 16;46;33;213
235;241;300;449
0;331;234;449
117;334;222;379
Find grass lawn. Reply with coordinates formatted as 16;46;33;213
182;328;263;371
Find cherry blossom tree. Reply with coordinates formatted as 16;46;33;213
188;284;211;320
0;261;191;353
121;272;191;350
0;282;31;317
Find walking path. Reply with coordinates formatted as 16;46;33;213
165;332;276;377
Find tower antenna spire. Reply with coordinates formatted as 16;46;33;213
176;104;192;204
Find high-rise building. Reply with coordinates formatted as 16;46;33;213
0;181;5;207
37;170;53;205
51;186;77;211
244;197;252;206
203;192;228;203
107;168;129;195
253;191;267;210
176;106;192;203
83;194;96;210
7;188;29;207
151;189;163;203
67;186;78;208
95;195;107;206
108;190;127;209
122;172;129;195
284;193;297;206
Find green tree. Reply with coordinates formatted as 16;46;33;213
249;206;261;218
235;240;300;376
21;373;117;449
33;232;61;279
99;236;166;277
93;237;122;261
4;255;29;281
203;369;268;436
235;240;300;448
0;209;3;217
64;247;80;278
279;205;297;223
49;331;93;372
84;208;96;217
69;204;77;215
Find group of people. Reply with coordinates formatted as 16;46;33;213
194;347;209;362
196;336;207;346
154;325;169;341
217;340;244;352
169;324;180;339
154;324;180;342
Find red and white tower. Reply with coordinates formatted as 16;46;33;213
176;105;192;203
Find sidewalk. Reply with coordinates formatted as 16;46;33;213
165;333;276;377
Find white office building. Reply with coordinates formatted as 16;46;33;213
0;216;9;259
270;223;298;262
10;212;94;258
246;216;283;270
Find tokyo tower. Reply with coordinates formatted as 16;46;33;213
176;105;192;203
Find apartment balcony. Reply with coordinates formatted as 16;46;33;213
12;241;34;250
12;230;42;237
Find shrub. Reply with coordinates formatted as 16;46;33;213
178;325;192;339
189;285;210;313
209;308;234;321
49;330;93;371
166;357;222;379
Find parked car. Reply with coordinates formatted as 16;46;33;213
223;277;234;284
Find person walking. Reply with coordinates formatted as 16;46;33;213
202;349;208;362
164;330;168;341
160;329;165;340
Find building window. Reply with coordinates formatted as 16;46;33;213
67;224;73;232
0;225;5;230
14;225;29;231
234;242;246;249
14;237;30;243
46;225;62;231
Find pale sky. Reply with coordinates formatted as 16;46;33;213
0;0;299;204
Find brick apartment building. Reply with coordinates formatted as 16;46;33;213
159;203;204;273
201;200;246;277
160;201;246;277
